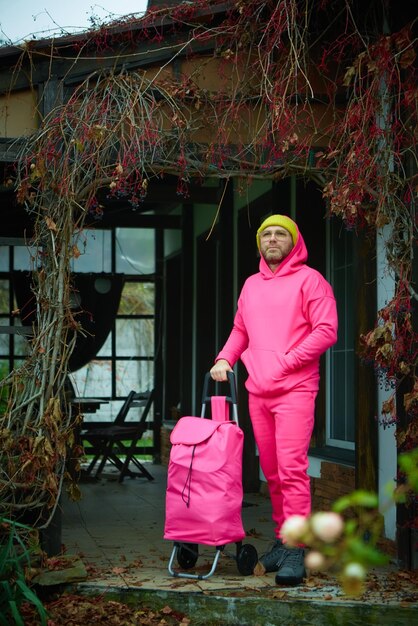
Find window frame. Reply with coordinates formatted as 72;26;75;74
325;217;355;452
0;228;157;404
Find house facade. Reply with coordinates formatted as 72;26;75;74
0;0;416;566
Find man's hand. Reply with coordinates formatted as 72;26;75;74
210;359;232;382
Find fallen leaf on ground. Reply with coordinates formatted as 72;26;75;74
253;561;266;576
21;594;190;626
111;567;127;575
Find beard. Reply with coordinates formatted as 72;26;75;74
263;248;284;263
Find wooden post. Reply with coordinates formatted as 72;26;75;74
217;179;235;343
153;228;164;463
353;229;378;493
180;203;194;414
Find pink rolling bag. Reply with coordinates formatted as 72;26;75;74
164;372;258;579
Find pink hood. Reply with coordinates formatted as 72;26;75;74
216;225;338;396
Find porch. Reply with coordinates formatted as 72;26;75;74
58;463;418;626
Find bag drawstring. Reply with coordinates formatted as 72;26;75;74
181;445;196;508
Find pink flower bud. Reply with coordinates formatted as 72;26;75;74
304;550;325;570
343;562;366;580
280;515;309;546
310;512;344;542
341;562;367;596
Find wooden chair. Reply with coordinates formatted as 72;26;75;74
81;389;155;482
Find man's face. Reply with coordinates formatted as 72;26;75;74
259;226;294;267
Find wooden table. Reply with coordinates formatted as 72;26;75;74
71;398;109;414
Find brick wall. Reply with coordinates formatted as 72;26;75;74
311;461;355;512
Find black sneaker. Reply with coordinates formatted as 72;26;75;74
258;539;286;573
275;547;306;586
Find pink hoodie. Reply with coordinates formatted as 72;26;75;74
216;224;338;396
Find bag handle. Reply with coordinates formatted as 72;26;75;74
211;396;229;421
201;371;239;423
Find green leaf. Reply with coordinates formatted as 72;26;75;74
344;519;358;536
333;490;378;512
346;537;389;566
15;578;48;625
398;449;418;491
0;578;14;596
8;600;25;626
0;517;32;531
0;518;46;626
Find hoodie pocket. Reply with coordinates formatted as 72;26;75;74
272;352;291;381
241;347;290;394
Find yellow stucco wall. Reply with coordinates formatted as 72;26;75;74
0;89;38;138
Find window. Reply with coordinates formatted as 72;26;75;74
70;227;156;421
1;228;156;424
327;218;355;449
0;247;31;378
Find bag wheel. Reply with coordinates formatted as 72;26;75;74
236;544;258;576
177;543;199;569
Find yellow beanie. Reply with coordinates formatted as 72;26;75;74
256;214;298;249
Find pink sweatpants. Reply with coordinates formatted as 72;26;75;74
248;390;316;538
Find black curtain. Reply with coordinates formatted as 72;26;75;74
12;272;124;372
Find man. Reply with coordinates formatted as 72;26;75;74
210;214;338;585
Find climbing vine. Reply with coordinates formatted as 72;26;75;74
0;0;416;524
